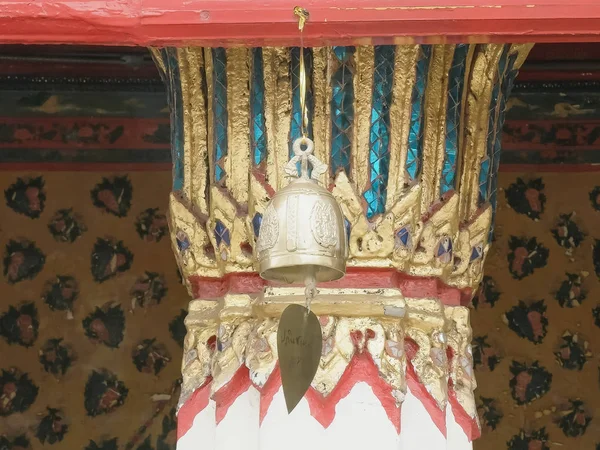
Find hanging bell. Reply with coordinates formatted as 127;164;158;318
256;137;347;284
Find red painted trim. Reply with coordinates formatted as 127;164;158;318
258;364;282;424
177;353;466;440
2;1;600;47
177;377;212;440
0;162;173;171
258;354;400;432
305;352;401;433
189;268;472;306
503;119;600;152
406;362;447;437
500;163;600;172
448;388;481;442
0;117;169;150
213;365;253;425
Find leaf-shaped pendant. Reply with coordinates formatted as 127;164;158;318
277;304;322;413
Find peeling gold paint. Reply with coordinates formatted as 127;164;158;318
225;47;250;205
420;44;454;214
178;48;209;214
263;47;292;191
386;45;419;209
311;47;331;181
458;44;504;220
352;46;374;195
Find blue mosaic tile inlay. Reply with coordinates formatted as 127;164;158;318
331;46;355;176
212;48;228;183
441;44;470;195
406;45;432;182
250;48;267;167
364;45;395;218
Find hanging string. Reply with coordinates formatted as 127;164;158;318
294;6;310;139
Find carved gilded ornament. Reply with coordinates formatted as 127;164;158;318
152;44;532;295
178;287;476;425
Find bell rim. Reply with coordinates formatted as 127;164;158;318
259;254;346;284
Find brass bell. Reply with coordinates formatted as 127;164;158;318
257;137;347;284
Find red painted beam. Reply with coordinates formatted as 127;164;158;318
2;0;600;47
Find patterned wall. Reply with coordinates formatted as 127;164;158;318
0;171;188;450
1;62;600;449
474;172;600;450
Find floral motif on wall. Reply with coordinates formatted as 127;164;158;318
506;428;550;450
169;310;187;348
472;275;501;309
554;332;589;371
39;338;75;375
503;300;548;344
4;176;46;218
477;397;503;431
555;399;592;437
507;236;549;279
3;239;45;283
505;177;546;220
0;368;39;416
551;213;585;254
554;272;587;308
48;208;87;243
472;335;502;371
132;339;172;375
509;360;552;405
135;208;169;242
130;272;168;309
82;303;125;349
36;407;69;444
90;238;133;282
0;303;39;347
91;175;133;217
83;370;128;416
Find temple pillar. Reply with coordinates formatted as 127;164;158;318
151;43;532;450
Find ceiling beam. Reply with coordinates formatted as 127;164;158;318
2;0;600;47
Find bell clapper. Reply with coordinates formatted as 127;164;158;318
304;266;317;313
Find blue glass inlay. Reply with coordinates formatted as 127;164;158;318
478;157;490;202
437;238;452;256
176;232;190;252
344;217;351;244
489;52;519;241
289;47;314;157
470;246;481;261
364;45;395;218
406;45;432;182
396;227;410;247
480;46;509;205
213;48;228;183
252;213;262;238
441;44;470;195
250;48;267;167
162;48;185;191
214;220;230;246
331;46;355;175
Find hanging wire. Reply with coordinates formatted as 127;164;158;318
294;6;310;139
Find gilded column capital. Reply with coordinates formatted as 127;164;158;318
153;44;532;297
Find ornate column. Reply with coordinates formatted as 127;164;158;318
151;43;532;450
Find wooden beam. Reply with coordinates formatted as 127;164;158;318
1;0;600;47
